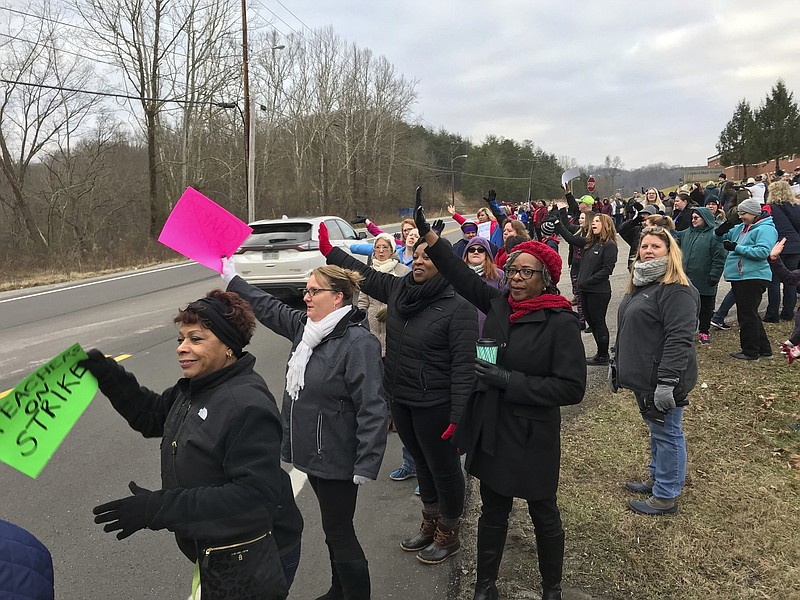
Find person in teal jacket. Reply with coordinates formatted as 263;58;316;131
676;207;727;344
715;198;779;360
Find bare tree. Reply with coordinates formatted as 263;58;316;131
75;0;186;238
0;6;99;250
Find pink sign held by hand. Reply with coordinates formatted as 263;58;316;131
158;187;253;273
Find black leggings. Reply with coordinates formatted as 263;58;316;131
581;291;612;357
699;294;715;335
307;475;365;563
479;481;562;537
391;402;465;520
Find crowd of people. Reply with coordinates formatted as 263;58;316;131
64;170;799;600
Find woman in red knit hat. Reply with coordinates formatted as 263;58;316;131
416;191;586;600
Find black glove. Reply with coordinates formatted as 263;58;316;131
413;186;430;236
432;219;445;236
79;349;113;381
723;240;737;252
475;358;511;390
350;214;368;225
715;220;735;236
482;189;497;204
93;482;156;540
707;276;719;287
543;213;559;224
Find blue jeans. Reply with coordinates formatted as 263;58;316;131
401;446;416;472
712;289;735;322
280;541;301;588
643;406;686;499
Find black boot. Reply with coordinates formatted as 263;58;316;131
315;544;343;600
473;519;508;600
335;559;371;600
536;532;564;600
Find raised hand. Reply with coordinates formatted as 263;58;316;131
413;186;431;236
318;222;334;256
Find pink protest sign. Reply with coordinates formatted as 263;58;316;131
158;187;252;272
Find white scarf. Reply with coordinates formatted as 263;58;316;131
372;256;400;273
632;256;669;287
468;263;485;277
285;305;352;400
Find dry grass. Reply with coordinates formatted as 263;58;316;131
457;323;800;600
0;242;181;292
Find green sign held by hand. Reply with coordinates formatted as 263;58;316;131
0;343;98;478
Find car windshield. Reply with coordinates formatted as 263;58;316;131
242;223;312;246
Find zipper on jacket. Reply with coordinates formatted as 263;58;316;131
201;531;270;569
316;412;323;455
170;395;192;486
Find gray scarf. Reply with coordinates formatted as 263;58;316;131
468;263;484;277
632;256;669;286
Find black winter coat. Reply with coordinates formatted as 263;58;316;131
326;247;477;423
576;240;618;293
425;241;586;500
90;352;303;562
768;203;800;255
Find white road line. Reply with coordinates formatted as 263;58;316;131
0;262;197;304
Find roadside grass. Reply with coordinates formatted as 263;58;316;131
0;243;180;292
458;322;800;600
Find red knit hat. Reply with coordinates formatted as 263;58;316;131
509;240;563;284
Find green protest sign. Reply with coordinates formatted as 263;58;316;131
0;343;98;478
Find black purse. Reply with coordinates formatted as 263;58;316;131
199;532;288;600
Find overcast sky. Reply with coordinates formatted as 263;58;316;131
260;0;800;170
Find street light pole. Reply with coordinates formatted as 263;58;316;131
240;0;253;222
451;154;468;206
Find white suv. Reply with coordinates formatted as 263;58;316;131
232;216;369;300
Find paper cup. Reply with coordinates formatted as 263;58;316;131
476;338;498;364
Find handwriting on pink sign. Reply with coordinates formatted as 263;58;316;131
158;187;252;272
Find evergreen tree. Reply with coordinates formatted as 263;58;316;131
754;79;800;170
716;99;757;176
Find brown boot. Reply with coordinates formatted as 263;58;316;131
400;510;438;552
416;520;460;564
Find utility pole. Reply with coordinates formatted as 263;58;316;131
241;0;254;223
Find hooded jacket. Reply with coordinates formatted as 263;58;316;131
228;277;388;482
464;236;505;335
719;215;779;282
677;207;727;296
325;246;477;423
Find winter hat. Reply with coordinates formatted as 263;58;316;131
579;195;595;206
461;221;478;234
541;220;556;236
509;240;562;284
737;198;762;216
373;232;397;251
641;205;659;215
464;235;493;256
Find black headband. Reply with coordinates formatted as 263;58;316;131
195;297;247;357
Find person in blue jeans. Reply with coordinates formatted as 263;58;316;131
611;226;699;515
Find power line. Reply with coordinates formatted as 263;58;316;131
0;77;234;107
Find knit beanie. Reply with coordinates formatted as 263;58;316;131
736;198;762;216
509;240;562;284
541;220;556;236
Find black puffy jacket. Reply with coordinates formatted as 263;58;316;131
327;247;477;423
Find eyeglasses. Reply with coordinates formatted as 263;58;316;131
504;267;542;280
467;247;487;254
301;288;336;298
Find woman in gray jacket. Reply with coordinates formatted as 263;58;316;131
611;226;699;516
222;259;388;600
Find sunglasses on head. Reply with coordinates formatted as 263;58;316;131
467;247;487;254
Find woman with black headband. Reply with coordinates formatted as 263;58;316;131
79;289;303;600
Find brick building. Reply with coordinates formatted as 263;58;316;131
708;153;799;181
